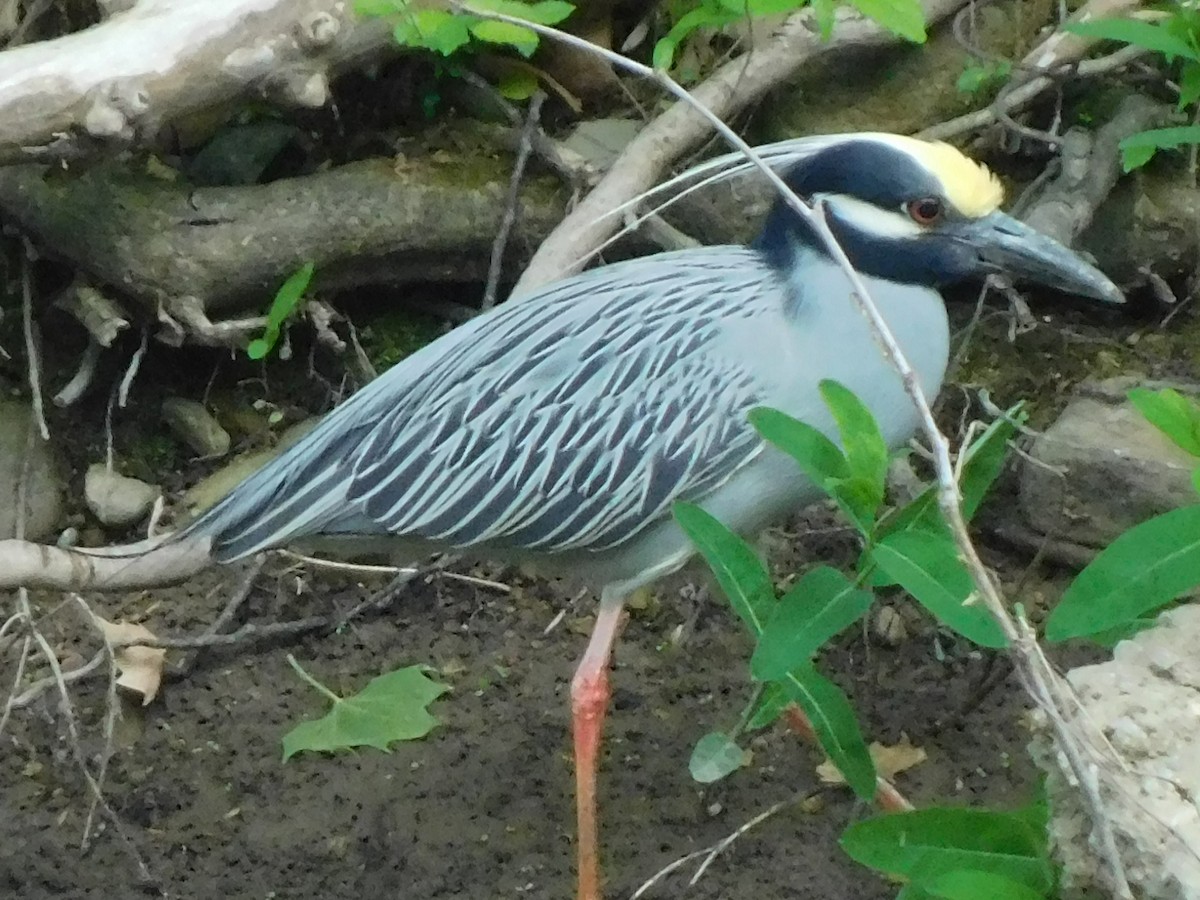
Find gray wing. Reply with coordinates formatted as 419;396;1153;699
199;248;781;560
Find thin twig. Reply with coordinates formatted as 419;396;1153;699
20;238;48;439
483;91;545;312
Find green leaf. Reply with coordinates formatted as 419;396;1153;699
844;0;926;43
749;406;849;484
674;502;774;632
783;666;875;799
469;0;574;25
1065;19;1200;62
1128;387;1200;457
927;870;1048;900
354;0;402;16
959;402;1025;519
841;807;1053;890
746;681;790;730
1119;126;1200;171
872;532;1009;648
811;0;836;38
652;5;734;71
248;261;315;360
412;10;474;54
821;379;889;505
751;566;873;680
282;663;450;760
469;19;539;55
689;731;749;783
1192;466;1200;496
497;68;540;100
1180;62;1200;111
1045;505;1200;640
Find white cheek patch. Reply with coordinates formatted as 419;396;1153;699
819;193;923;240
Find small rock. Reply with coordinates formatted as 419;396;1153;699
84;464;160;527
873;605;908;646
162;397;231;458
1019;378;1198;548
0;401;64;541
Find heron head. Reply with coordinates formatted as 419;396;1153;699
754;133;1123;305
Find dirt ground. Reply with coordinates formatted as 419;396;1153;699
0;541;1058;900
0;298;1136;900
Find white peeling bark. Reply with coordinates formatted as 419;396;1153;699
0;0;393;163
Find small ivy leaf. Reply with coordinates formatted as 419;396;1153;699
689;731;749;783
751;566;873;680
674;502;775;633
1045;505;1200;641
282;663;451;761
872;532;1009;648
783;666;875;800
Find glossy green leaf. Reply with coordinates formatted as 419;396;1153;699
1119;126;1200;171
872;531;1009;648
844;0;926;42
282;663;450;760
751;566;873;680
1128;387;1200;457
841;807;1053;890
674;502;774;632
1065;18;1200;61
927;870;1048;900
1045;505;1200;640
745;681;789;730
895;887;936;900
689;731;748;783
783;666;875;799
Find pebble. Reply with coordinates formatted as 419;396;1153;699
84;463;160;527
162;397;231;458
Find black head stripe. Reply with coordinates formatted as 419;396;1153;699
783;140;942;210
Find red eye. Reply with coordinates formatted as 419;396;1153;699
906;197;943;225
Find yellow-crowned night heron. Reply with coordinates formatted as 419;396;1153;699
137;134;1123;900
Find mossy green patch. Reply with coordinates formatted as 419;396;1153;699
358;309;447;372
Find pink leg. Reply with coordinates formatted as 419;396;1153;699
571;594;627;900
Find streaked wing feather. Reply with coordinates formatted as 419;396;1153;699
202;248;779;560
